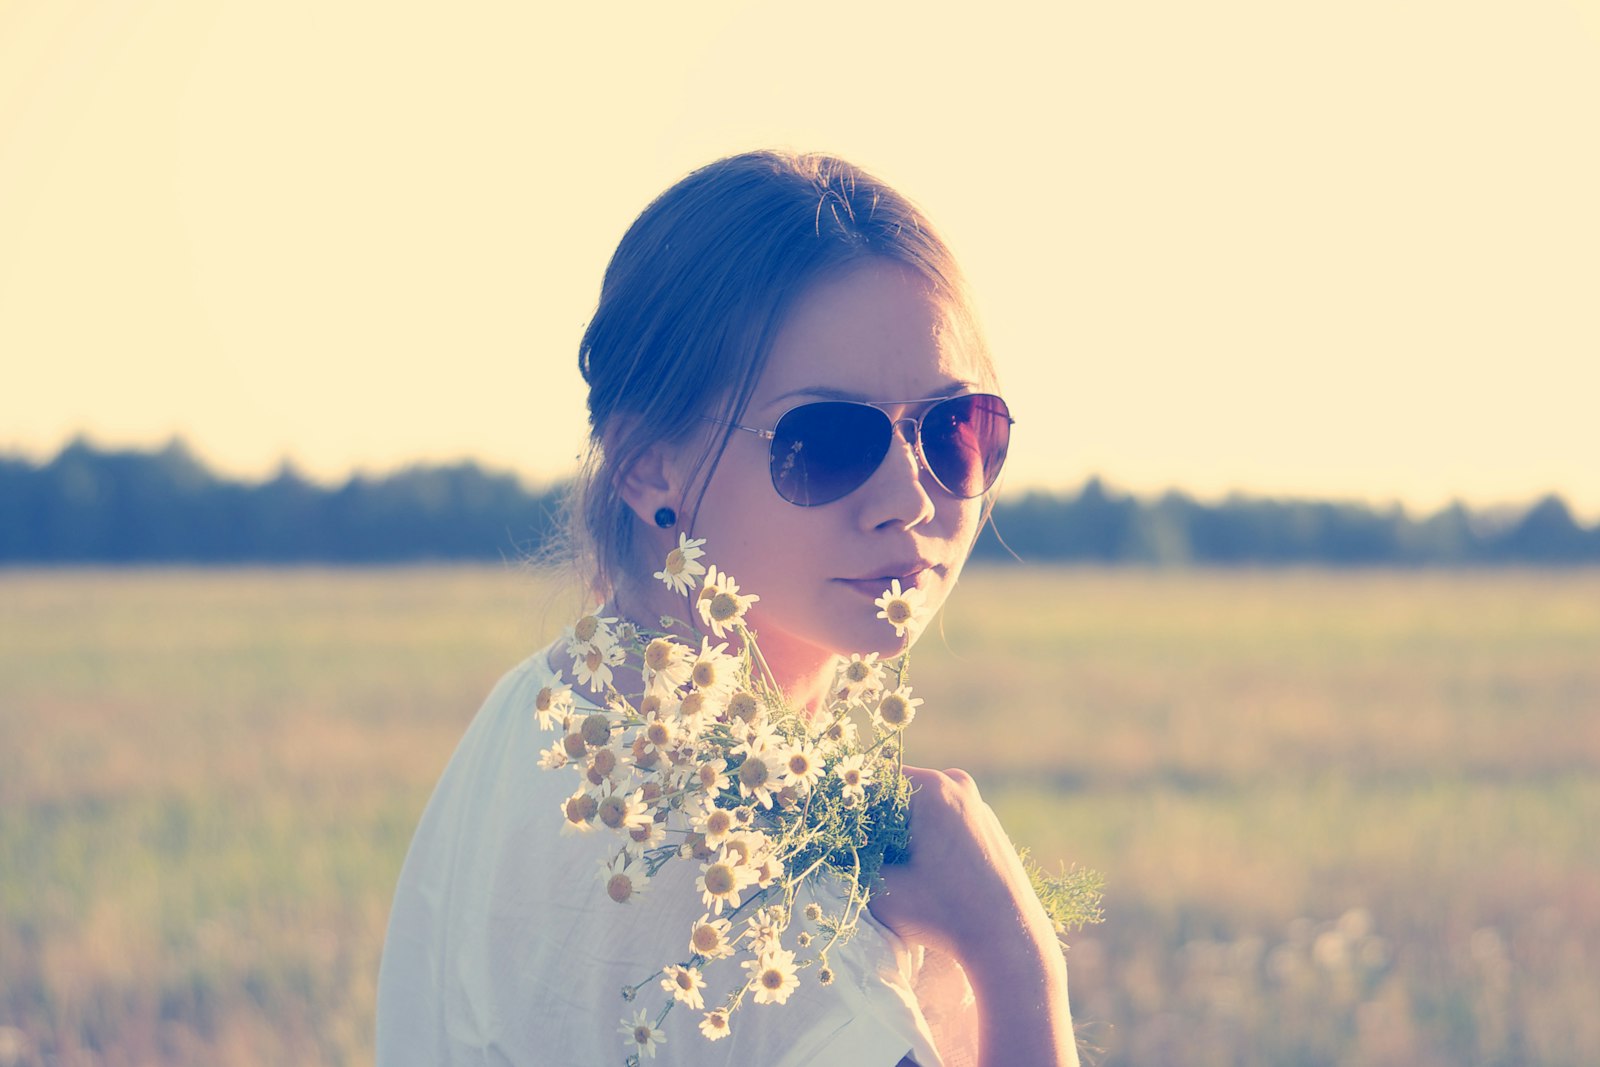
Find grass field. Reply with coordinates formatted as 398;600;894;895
2;566;1598;1066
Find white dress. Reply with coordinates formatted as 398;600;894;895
375;648;978;1067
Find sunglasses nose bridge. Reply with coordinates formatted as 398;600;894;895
888;415;932;478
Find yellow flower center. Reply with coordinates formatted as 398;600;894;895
705;809;732;835
564;794;597;824
692;660;719;688
788;754;811;776
639;694;663;718
607;873;634;903
886;600;912;625
597;794;628;828
680;691;707;717
761;967;785;991
675;970;695;992
708;592;740;623
562;733;587;758
536;686;555;711
591;748;617;776
739;759;769;790
664;548;686;574
644;638;675;671
584;649;602;672
645;721;671;747
706;1012;728;1031
692;924;722;953
727;691;759;721
843;768;861;786
697;763;722;789
574;615;599;642
702;863;735;895
879;694;910;726
632;1024;651;1043
581;713;612;747
844;661;871;683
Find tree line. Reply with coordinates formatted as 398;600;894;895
3;438;1597;566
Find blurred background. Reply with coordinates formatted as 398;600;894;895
3;2;1598;1065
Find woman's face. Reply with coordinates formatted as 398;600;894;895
679;258;991;672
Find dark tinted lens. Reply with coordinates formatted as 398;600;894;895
769;402;892;506
920;394;1011;497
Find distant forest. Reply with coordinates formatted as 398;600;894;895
3;438;1598;566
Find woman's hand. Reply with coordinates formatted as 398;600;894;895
870;765;1080;1067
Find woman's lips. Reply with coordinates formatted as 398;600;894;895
834;567;935;597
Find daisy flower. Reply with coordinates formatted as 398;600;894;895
751;851;784;890
681;683;733;724
599;852;650;904
730;720;780;760
833;752;873;804
697;566;761;638
619;1007;666;1059
641;637;693;696
873;579;927;638
654;533;708;596
692;756;730;795
537;741;570;770
778;741;824;796
725;688;763;725
560;789;598;834
743;947;801;1006
636;715;679;757
532;683;574;731
697;849;757;914
734;749;784;809
698;1009;731;1042
565;612;619;658
596;787;652;833
624;818;667;858
834;652;886;703
719;830;765;870
688;913;735;960
572;641;626;693
816;714;859;753
659;964;707;1010
694;803;739;849
872;686;923;732
743;905;786;954
583;744;627;791
688;638;740;696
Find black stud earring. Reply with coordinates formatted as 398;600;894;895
653;507;676;529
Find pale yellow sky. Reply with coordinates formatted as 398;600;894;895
4;1;1598;516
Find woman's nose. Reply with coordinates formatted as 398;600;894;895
861;418;936;529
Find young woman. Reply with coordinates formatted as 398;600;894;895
376;151;1079;1066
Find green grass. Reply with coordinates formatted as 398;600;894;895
2;565;1597;1066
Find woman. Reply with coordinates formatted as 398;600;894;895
376;151;1078;1065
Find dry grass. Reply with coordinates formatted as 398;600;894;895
2;565;1597;1066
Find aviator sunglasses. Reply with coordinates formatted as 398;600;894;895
710;392;1014;507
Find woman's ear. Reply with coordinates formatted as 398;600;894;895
616;440;683;528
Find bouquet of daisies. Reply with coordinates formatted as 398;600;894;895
535;534;1099;1064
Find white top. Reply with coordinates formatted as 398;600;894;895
375;648;978;1067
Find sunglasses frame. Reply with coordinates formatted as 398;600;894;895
707;392;1014;507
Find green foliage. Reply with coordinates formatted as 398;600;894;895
1020;847;1105;937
